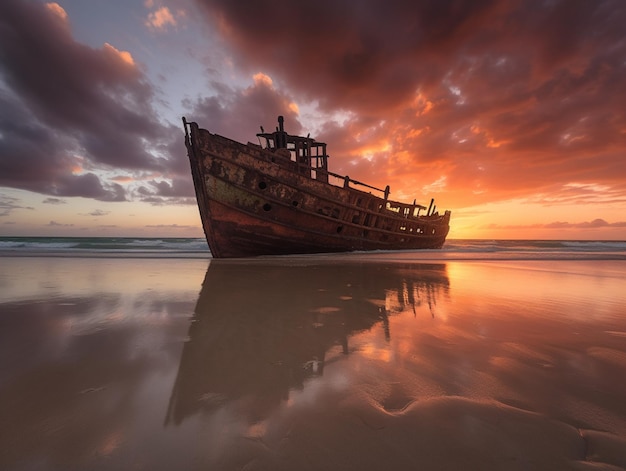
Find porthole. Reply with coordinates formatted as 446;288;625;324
292;201;299;207
258;181;267;190
336;226;343;233
263;203;272;211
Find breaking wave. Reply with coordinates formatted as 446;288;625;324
0;237;624;260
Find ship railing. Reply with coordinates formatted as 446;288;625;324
288;152;436;219
297;162;390;199
296;162;433;217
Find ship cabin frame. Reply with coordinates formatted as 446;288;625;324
254;116;437;218
257;116;329;183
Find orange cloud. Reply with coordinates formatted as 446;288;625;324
413;91;434;116
145;6;178;31
111;176;135;183
252;72;273;87
45;2;67;21
103;43;135;66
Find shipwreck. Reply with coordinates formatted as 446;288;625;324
183;116;451;258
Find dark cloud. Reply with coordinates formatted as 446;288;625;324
42;198;67;205
0;193;23;217
87;209;110;217
0;95;127;201
135;177;196;205
0;92;79;186
48;220;74;227
194;0;626;208
183;75;303;143
0;0;184;201
145;179;194;198
194;0;625;111
56;173;127;201
137;196;196;206
195;0;498;112
489;218;626;230
144;223;197;229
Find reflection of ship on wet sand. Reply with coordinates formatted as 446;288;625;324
165;260;449;426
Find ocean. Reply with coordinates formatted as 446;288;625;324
1;236;625;260
1;237;625;470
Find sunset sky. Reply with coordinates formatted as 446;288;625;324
1;0;625;240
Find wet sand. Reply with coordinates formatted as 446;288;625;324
1;256;625;470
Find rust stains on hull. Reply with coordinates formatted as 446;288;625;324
184;117;451;258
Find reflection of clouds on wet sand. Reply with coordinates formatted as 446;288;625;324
0;257;208;470
167;260;626;470
1;257;625;470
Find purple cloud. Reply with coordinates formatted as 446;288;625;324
0;0;185;201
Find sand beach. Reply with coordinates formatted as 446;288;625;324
1;248;625;470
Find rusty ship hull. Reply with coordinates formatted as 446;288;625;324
184;117;451;258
